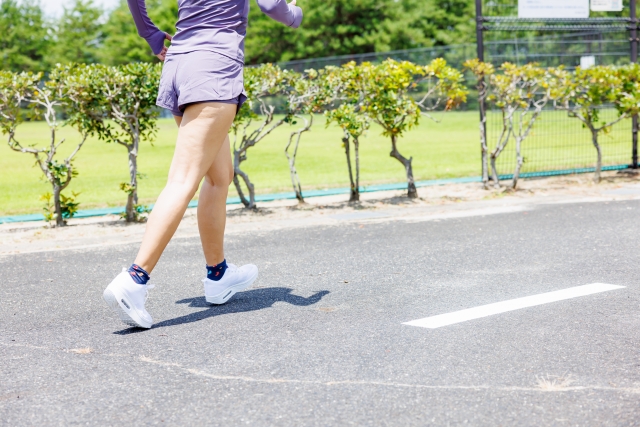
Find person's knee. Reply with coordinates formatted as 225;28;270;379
166;175;201;198
204;168;234;189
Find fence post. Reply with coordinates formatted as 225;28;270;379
476;0;488;181
632;0;638;168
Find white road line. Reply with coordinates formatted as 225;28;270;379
403;283;625;329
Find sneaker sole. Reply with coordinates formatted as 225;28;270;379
103;288;152;329
205;272;258;305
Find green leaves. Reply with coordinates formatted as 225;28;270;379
0;0;50;72
326;104;370;139
552;63;640;131
232;63;288;134
244;0;474;64
357;59;420;138
63;62;162;147
0;70;41;136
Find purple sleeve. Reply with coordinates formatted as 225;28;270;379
127;0;167;55
255;0;303;28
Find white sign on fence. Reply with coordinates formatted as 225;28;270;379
518;0;590;18
580;55;596;68
590;0;623;12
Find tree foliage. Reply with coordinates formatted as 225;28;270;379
245;0;474;64
67;62;162;221
0;67;89;226
101;0;176;65
0;0;50;72
553;64;640;183
1;0;474;71
467;61;552;189
50;0;104;66
6;58;640;221
231;64;290;209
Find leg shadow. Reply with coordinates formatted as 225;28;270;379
114;287;329;334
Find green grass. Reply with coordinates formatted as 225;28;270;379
0;111;481;216
2;108;635;217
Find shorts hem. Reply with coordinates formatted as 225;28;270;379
156;101;182;117
178;94;248;115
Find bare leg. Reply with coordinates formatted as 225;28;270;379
134;102;236;273
198;136;234;266
174;114;233;265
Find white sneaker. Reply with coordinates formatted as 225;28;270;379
103;269;155;329
203;263;258;305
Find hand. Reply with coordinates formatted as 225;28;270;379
156;33;172;62
289;0;296;5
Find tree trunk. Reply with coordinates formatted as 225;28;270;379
390;135;417;198
233;150;256;209
481;144;489;189
512;137;524;190
592;130;602;183
125;146;138;222
284;115;312;205
285;147;304;204
490;153;501;189
343;133;358;202
53;185;65;227
354;137;360;202
479;103;489;189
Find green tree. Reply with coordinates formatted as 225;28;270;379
231;64;289;209
404;0;474;47
282;68;328;204
467;61;552;189
0;68;89;226
553;65;638;183
50;0;104;66
245;0;474;64
325;63;371;202
360;60;422;198
0;0;50;72
100;0;176;65
326;103;369;203
71;63;161;221
359;59;466;198
463;58;494;187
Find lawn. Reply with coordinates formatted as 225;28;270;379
0;111;481;216
2;109;634;217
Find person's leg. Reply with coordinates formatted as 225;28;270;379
133;102;236;273
197;135;234;266
195;131;258;306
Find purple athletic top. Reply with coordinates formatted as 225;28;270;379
127;0;303;63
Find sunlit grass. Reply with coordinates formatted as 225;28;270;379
1;111;481;216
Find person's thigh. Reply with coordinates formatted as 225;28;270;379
167;102;236;189
204;135;234;187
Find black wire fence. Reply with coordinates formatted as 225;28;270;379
479;0;636;176
489;107;632;179
270;1;637;178
276;33;630;72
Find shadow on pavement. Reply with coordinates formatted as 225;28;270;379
114;287;330;334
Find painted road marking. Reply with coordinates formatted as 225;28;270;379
403;283;625;329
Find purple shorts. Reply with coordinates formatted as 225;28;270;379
157;50;248;117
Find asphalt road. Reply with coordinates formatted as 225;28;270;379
1;199;639;426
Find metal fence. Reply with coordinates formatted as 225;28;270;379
490;108;632;178
277;44;478;71
277;32;631;72
270;1;638;177
479;0;637;176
